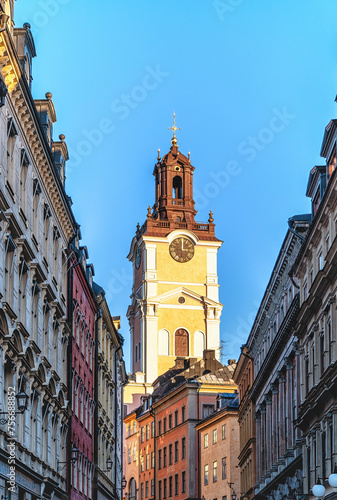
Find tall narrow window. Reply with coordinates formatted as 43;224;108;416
175;328;189;356
32;178;42;245
19;148;30;219
18;257;29;324
213;461;217;482
43;204;52;265
172;175;182;199
52;227;60;283
6;117;18;195
204;465;209;485
4;235;16;306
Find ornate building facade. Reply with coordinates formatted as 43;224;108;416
235;215;310;500
93;282;127;500
0;2;77;500
0;3;126;500
292;116;337;498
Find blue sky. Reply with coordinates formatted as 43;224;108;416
15;0;337;370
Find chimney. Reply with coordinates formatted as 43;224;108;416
174;357;185;370
228;359;236;365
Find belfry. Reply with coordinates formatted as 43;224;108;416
126;115;223;388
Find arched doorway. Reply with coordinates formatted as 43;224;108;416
175;328;189;356
129;477;137;500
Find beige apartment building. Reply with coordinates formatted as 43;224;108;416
196;394;240;500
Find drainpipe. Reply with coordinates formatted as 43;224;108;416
150;407;156;500
67;254;80;499
93;309;101;500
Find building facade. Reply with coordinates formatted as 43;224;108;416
235;215;309;500
124;352;238;500
233;348;255;499
68;243;97;500
0;3;76;500
196;393;240;500
292;117;337;498
93;282;127;500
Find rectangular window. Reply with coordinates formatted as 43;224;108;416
146;453;149;470
222;457;227;479
151;451;155;468
169;477;173;498
182;437;186;459
141;427;145;443
175;474;179;496
182;471;186;493
204;433;208;448
146;424;149;440
140;455;144;472
128;448;131;464
151;480;155;497
320;333;325;376
203;404;214;418
318;251;323;271
141;483;144;500
151;421;155;438
158;481;162;500
158;449;162;469
175;410;179;427
169;414;172;429
158;420;162;435
164;417;167;433
169;443;173;465
175;441;179;462
204;465;209;486
163;478;167;499
163;447;167;467
213;429;217;444
182;406;185;422
145;482;149;498
213;461;217;482
222;424;226;440
133;446;137;462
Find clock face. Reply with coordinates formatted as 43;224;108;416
169;237;194;263
135;247;142;269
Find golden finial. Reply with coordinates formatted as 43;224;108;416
168;111;181;146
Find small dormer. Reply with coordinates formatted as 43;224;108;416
79;246;88;270
52;134;68;187
306;165;326;216
13;23;36;89
34;92;57;148
86;263;95;288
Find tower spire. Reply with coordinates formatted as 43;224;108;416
168;111;181;146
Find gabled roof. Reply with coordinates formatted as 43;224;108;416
320;119;337;159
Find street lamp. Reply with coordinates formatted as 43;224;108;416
106;456;113;471
231;491;237;500
122;476;127;489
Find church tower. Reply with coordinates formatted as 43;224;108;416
127;116;223;386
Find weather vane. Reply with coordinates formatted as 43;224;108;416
168;111;181;145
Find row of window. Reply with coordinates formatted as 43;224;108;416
158;407;185;435
158;438;186;468
140;480;155;499
158;471;186;499
204;425;226;447
140;421;155;442
140;451;155;471
204;458;227;485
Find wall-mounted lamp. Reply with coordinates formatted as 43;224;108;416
57;446;79;471
0;390;29;425
312;465;337;498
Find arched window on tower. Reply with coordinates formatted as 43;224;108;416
175;328;189;356
173;176;182;199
